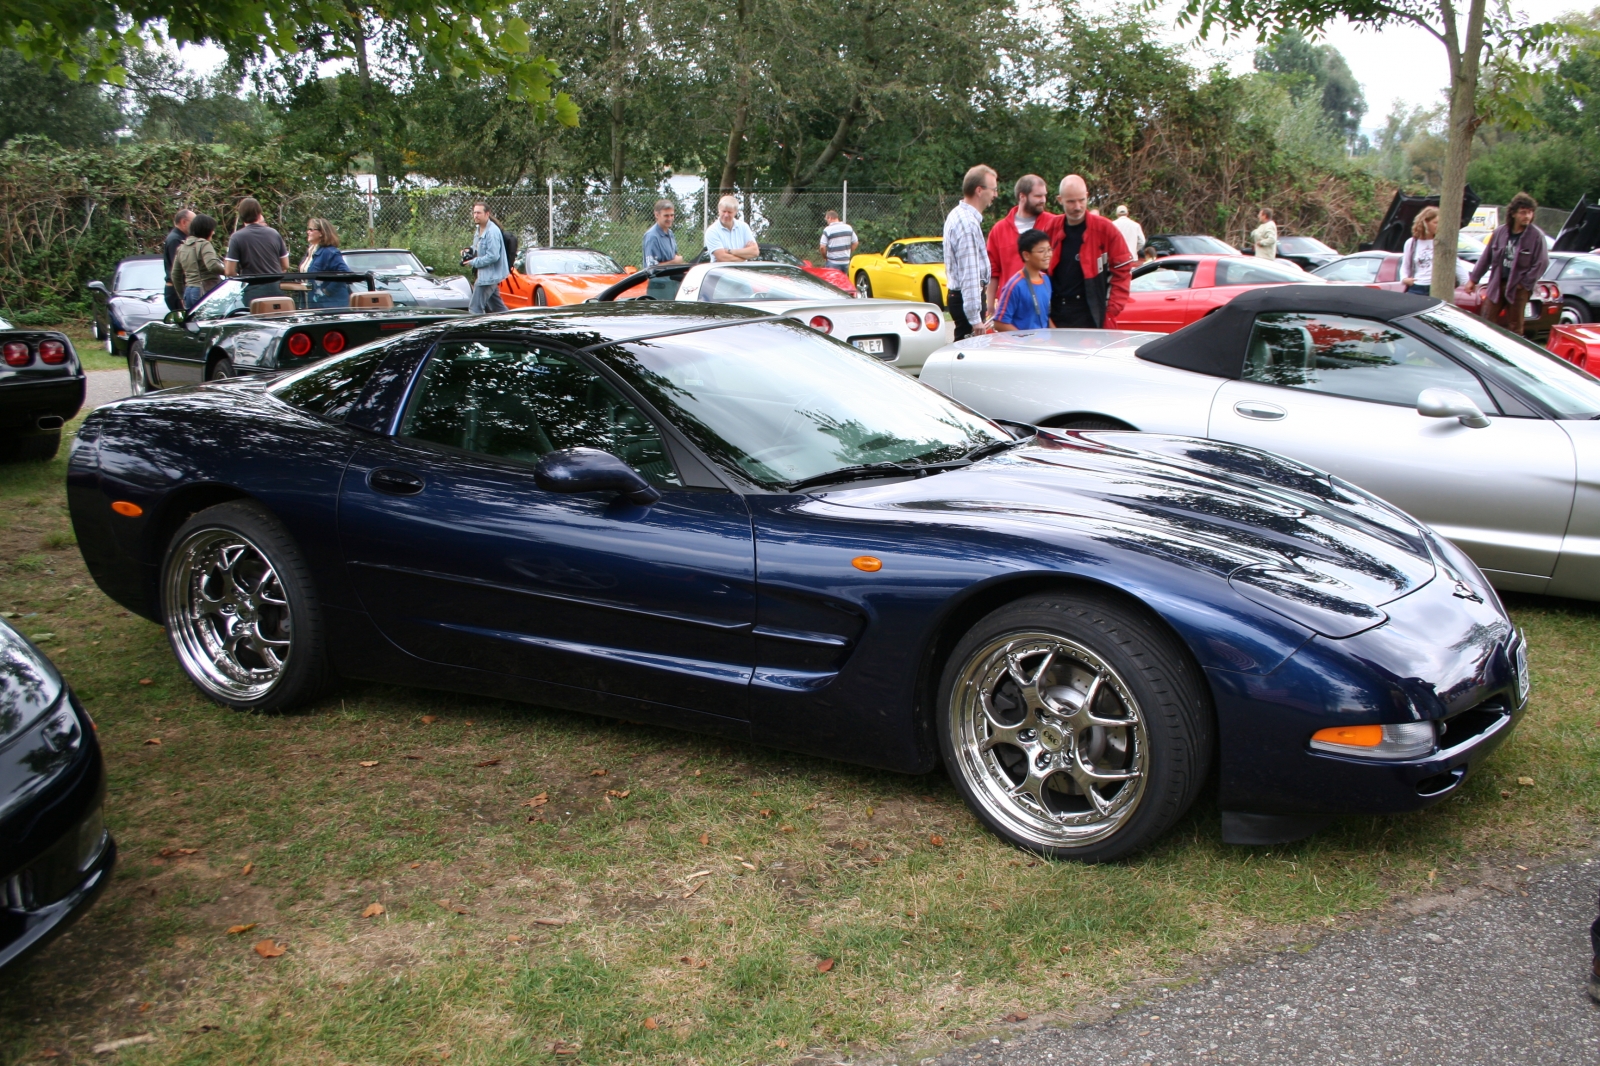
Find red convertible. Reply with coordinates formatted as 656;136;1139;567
1119;254;1320;333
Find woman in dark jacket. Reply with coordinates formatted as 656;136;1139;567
300;218;351;307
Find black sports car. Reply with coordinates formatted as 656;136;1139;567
128;272;464;393
1240;235;1340;271
1;327;83;461
1540;252;1600;325
87;255;169;357
1145;234;1238;257
339;249;472;310
0;618;115;972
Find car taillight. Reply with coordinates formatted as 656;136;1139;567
38;339;66;364
321;330;346;354
286;332;313;357
905;311;922;331
3;341;30;366
809;315;833;334
925;312;941;331
1540;282;1561;302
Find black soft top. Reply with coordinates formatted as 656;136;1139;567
1134;285;1443;379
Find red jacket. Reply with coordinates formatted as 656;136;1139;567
986;206;1060;289
1038;211;1135;328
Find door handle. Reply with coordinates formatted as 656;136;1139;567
369;468;425;495
1164;296;1179;301
1233;401;1286;421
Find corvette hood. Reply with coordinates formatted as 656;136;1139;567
817;430;1438;635
529;273;625;289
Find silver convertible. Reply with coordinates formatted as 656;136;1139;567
921;285;1600;600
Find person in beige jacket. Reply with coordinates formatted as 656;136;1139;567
170;214;225;310
1250;208;1278;260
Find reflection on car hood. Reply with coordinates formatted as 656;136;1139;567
815;430;1436;620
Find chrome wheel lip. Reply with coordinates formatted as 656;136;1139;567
128;344;146;396
1560;305;1582;326
949;631;1148;849
164;527;292;702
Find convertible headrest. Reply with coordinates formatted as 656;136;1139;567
350;291;393;310
250;297;294;315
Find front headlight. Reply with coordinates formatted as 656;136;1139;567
0;622;64;745
1309;721;1437;760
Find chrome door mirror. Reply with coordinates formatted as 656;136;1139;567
534;447;662;505
86;280;108;294
1417;388;1491;429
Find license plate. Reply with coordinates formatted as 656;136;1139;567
1525;303;1536;318
853;337;885;354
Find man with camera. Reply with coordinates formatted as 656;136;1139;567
463;201;510;314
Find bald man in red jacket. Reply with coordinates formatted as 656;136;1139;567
1036;174;1134;328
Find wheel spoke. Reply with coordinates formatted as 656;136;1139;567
1071;746;1140;783
1070;767;1114;816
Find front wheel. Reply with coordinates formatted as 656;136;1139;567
534;287;548;306
855;271;873;299
938;592;1212;862
127;339;150;396
161;501;333;713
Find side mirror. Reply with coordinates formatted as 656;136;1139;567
1417;387;1491;428
886;256;903;265
803;259;814;267
163;309;187;325
624;265;637;274
534;447;662;505
425;265;435;274
87;281;108;294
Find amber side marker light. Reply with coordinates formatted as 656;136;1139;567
1309;721;1436;760
111;501;144;517
852;556;883;572
1311;724;1382;747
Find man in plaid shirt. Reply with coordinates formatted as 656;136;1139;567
943;164;997;340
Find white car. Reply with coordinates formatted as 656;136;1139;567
596;261;952;373
920;284;1600;601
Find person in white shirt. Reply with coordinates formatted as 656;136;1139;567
1112;205;1145;256
1401;206;1468;295
943;164;997;340
704;196;759;262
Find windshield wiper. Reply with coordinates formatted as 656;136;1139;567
959;436;1028;463
784;463;915;491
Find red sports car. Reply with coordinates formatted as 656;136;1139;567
1119;254;1321;333
1311;250;1561;340
693;243;855;295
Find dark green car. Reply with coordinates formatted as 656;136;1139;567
127;272;465;394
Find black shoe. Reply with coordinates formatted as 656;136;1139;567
1589;959;1600;1005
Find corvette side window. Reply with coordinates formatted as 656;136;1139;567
1130;263;1194;292
270;335;411;421
400;341;680;486
1244;312;1496;410
1315;258;1380;283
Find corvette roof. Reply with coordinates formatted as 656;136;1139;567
1134;284;1443;379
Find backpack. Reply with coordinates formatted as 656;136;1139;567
496;222;519;270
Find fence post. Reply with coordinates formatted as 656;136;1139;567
547;177;555;248
702;173;708;232
366;188;375;248
843;181;848;224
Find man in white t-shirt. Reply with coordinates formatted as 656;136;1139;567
704;196;759;262
818;210;858;273
1112;205;1145;256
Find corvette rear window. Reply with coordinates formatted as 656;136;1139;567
269;337;405;421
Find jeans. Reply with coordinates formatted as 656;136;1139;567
183;286;204;311
1406;285;1432;296
470;283;507;315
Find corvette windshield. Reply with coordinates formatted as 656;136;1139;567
524;249;622;275
192;280;248;319
593;318;1008;488
115;260;168;291
1419;304;1600;418
699;265;852;302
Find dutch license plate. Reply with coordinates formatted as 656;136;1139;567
1525;303;1536;319
853;337;885;354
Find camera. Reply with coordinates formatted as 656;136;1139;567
459;248;475;266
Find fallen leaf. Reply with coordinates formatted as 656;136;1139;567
682;881;704;899
1515;864;1529;871
606;789;630;798
138;678;153;686
92;1033;155;1054
226;923;257;935
776;1038;790;1049
1517;776;1535;786
589;768;608;776
532;917;566;926
780;824;794;832
37;1048;61;1058
420;715;438;724
550;1041;579;1056
475;758;501;767
816;957;835;973
698;832;710;845
930;834;945;846
1003;1011;1029;1023
437;899;470;915
242;862;253;875
692;769;701;776
409;862;422;869
507;934;522;943
740;861;757;870
29;632;55;642
253;939;286;958
520;793;550;808
463;720;474;726
404;754;422;760
643;1017;659;1030
758;808;772;818
158;847;198;858
143;737;161;745
362;903;385;918
1501;789;1512;798
359;760;379;767
137;1002;151;1012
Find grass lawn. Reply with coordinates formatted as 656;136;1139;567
0;415;1596;1065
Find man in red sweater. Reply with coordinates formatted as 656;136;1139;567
1038;174;1134;328
985;174;1056;308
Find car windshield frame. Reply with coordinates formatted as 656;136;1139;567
1213;256;1320;286
342;251;428;276
523;249;624;275
585;316;1010;489
1415;304;1600;419
698;264;856;303
115;260;168;291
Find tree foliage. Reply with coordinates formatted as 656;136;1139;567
1253;28;1366;141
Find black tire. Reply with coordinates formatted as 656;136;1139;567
0;431;62;462
534;287;548;306
127;338;151;396
207;356;236;381
1048;417;1134;432
1561;299;1591;326
92;318;106;341
937;591;1212;862
922;275;945;309
160;501;333;713
855;271;873;298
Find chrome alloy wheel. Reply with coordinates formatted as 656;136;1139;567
165;529;293;701
948;632;1148;849
127;342;147;396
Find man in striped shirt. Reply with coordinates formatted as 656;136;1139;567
818;211;858;274
942;164;997;339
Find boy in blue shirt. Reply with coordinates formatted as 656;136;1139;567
993;229;1053;331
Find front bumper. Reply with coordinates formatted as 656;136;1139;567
0;831;115;971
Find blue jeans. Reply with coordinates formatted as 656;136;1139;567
1406;285;1432;295
470;284;507;314
183;286;204;310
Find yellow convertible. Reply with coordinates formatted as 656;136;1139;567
849;237;947;306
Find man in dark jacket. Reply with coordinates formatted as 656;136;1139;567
1037;174;1134;328
162;208;194;312
1466;191;1549;337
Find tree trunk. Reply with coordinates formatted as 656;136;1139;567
607;0;625;200
719;0;750;195
781;96;859;205
349;19;389;191
1433;0;1487;301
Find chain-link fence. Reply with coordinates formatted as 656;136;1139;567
274;187;959;275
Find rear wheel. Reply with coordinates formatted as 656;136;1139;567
1561;299;1591;325
1045;416;1136;432
922;275;944;309
161;501;332;713
855;272;873;298
207;356;236;381
938;592;1211;862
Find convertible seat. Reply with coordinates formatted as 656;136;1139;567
250;297;294;315
1135;284;1443;379
350;291;394;310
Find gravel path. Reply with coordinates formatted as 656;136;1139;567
915;855;1600;1066
84;369;130;411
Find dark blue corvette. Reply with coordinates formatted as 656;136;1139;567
66;304;1527;859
